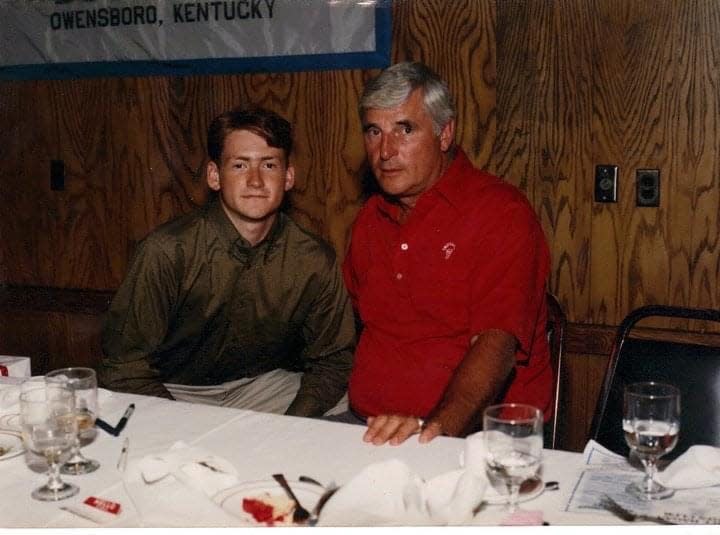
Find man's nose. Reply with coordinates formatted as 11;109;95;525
379;134;398;160
247;166;264;187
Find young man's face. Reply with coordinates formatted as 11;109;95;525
362;88;454;209
207;129;294;226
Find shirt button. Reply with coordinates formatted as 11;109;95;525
400;243;409;251
396;273;403;280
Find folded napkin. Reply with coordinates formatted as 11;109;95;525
655;445;720;489
318;459;486;526
123;441;240;527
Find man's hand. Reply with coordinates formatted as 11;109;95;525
363;414;443;445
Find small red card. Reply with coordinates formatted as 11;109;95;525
84;496;121;515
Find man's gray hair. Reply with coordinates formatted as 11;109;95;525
359;62;456;135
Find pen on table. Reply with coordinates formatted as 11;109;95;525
117;437;129;472
94;417;116;436
114;403;135;436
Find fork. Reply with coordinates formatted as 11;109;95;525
297;475;339;526
308;485;340;526
599;494;675;525
272;473;311;524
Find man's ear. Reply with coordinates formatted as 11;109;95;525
439;119;456;152
284;165;295;192
207;160;221;191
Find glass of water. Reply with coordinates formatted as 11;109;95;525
20;383;79;501
623;382;680;500
46;368;100;475
483;403;543;512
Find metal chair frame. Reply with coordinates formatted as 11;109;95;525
545;292;566;449
589;304;720;455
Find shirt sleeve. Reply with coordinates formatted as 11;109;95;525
285;254;357;417
98;237;178;398
469;195;550;361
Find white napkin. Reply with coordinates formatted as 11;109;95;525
462;430;490;476
655;446;720;489
318;459;486;526
123;441;240;527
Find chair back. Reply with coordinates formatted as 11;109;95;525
589;305;720;459
545;293;566;449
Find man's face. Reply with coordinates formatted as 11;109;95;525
207;129;294;225
362;88;454;209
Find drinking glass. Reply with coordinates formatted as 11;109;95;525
20;383;79;501
483;403;544;512
623;382;680;500
46;367;100;475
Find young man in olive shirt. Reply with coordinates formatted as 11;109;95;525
99;108;356;417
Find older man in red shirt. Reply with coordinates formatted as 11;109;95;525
342;62;552;445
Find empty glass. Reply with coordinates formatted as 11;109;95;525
623;382;680;500
46;367;100;475
20;383;79;501
483;403;544;512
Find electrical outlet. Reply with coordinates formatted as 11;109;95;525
636;169;660;207
595;164;618;202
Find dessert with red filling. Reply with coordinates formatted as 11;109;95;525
242;493;295;526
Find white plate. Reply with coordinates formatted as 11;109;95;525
0;430;24;461
213;479;323;526
484;474;544;505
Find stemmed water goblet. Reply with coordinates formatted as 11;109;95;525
19;382;79;501
46;367;101;475
623;381;680;500
483;403;544;512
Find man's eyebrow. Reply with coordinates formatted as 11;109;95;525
227;155;281;161
362;119;415;132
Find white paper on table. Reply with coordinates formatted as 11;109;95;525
581;439;632;467
566;441;720;524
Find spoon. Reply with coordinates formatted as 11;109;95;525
272;473;311;524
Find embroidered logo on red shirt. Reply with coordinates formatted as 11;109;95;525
442;242;456;259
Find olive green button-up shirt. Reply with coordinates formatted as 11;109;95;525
99;199;356;417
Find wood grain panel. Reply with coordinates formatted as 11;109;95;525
563;351;608;451
493;2;594;322
283;70;368;254
392;0;497;167
589;1;720;324
591;2;675;323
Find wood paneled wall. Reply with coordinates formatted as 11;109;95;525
3;0;719;322
493;0;720;325
2;1;720;450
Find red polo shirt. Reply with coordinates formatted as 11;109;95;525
343;149;552;421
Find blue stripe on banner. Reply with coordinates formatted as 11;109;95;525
0;4;392;81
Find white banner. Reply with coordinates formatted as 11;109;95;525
0;0;391;79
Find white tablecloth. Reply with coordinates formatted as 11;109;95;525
0;383;619;527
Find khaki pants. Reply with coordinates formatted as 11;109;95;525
165;368;349;416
